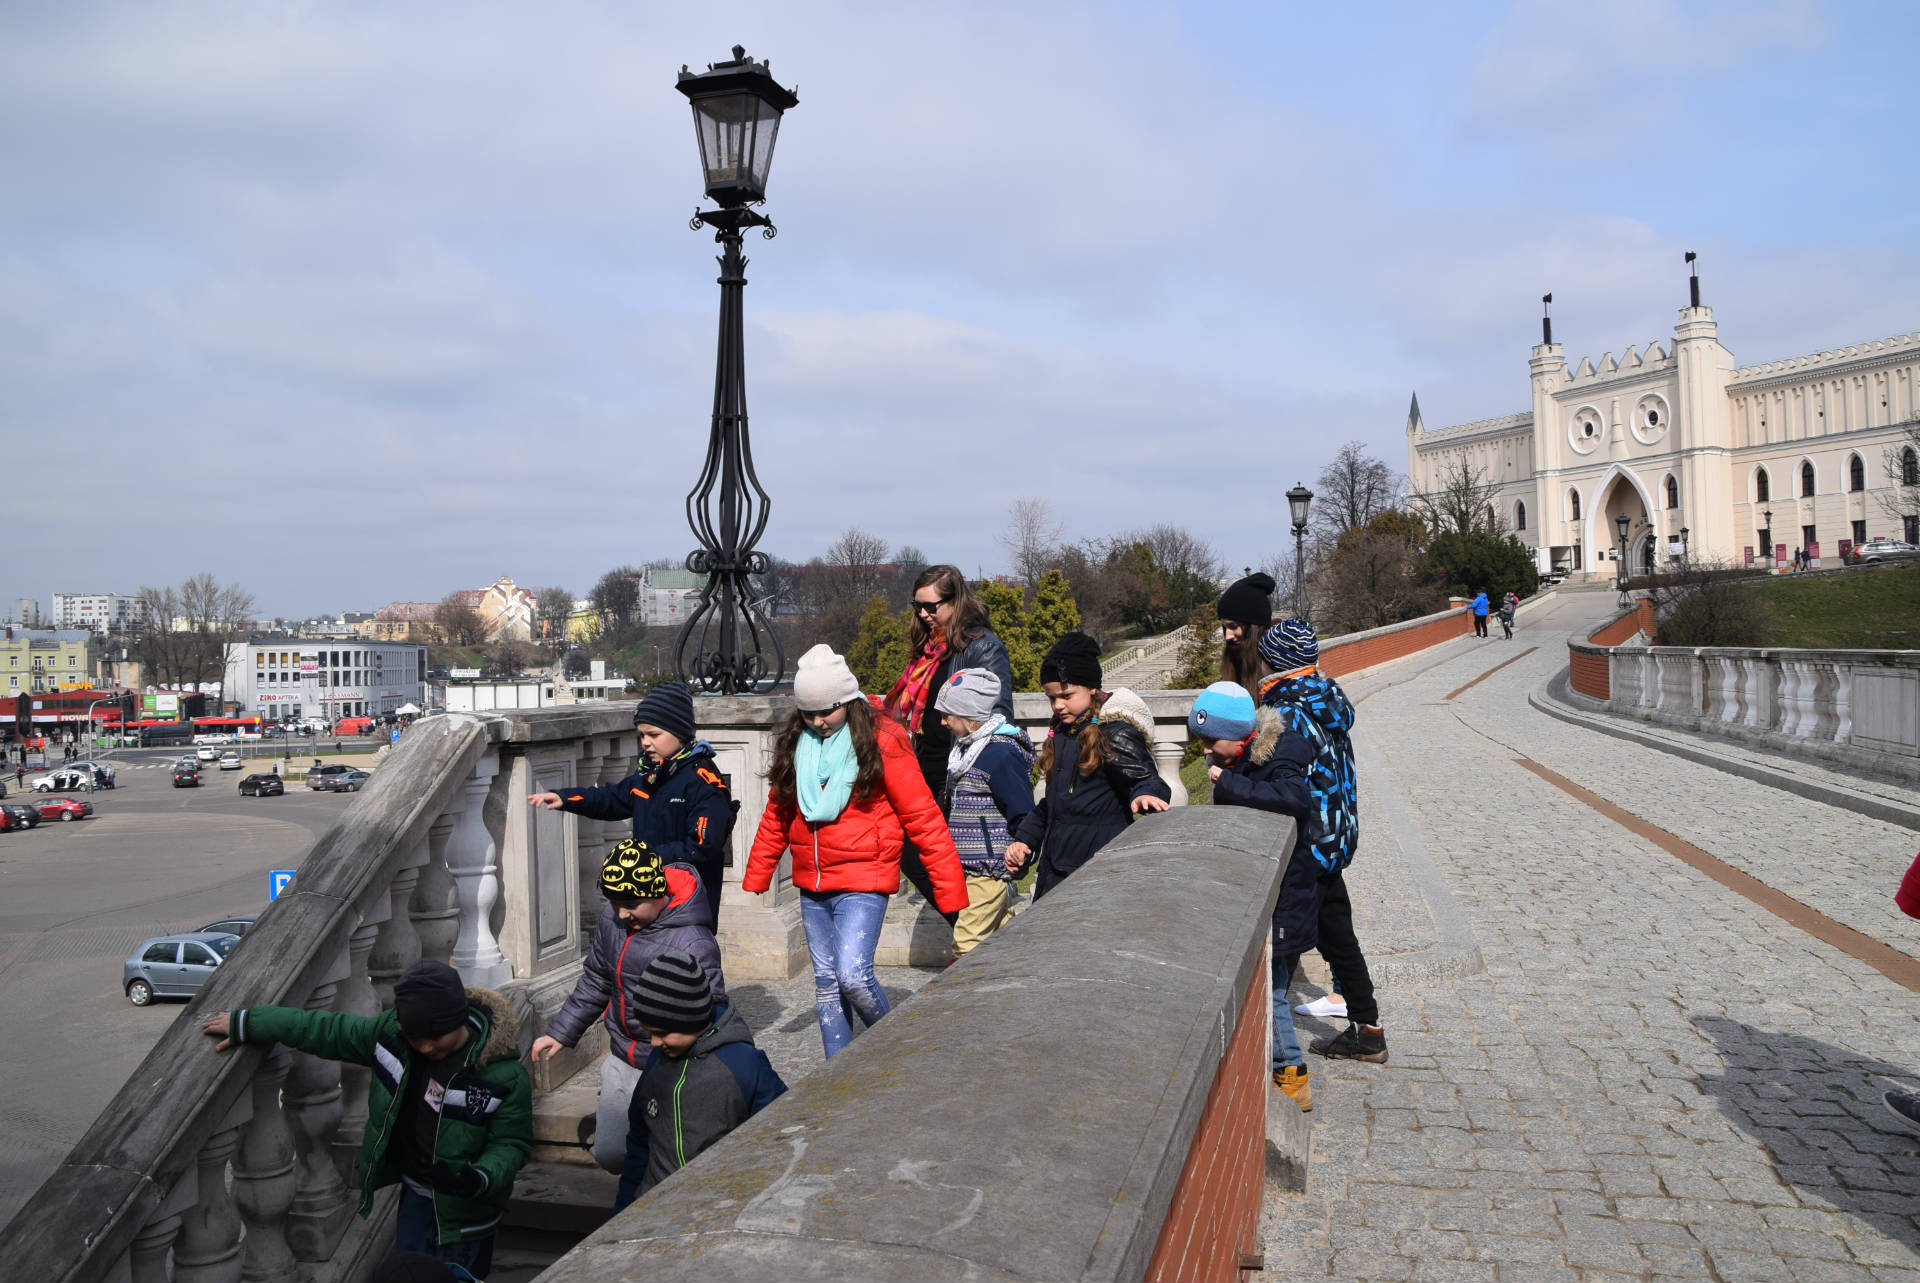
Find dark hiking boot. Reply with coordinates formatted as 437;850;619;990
1311;1023;1388;1063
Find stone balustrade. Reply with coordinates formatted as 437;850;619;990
1568;629;1920;784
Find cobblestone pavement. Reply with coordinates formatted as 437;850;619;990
1264;592;1920;1281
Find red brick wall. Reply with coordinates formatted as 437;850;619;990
1145;948;1268;1283
1568;601;1655;700
1319;609;1473;679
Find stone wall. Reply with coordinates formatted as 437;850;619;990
1318;604;1475;678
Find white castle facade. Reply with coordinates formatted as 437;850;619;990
1406;287;1920;575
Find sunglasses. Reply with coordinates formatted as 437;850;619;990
912;593;955;615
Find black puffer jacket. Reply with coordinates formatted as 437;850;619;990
1211;705;1321;958
1014;689;1170;893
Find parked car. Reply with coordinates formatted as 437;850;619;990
1853;537;1920;564
238;773;285;797
316;769;371;793
218;752;243;771
197;913;259;937
1;802;40;830
195;744;220;762
122;932;240;1005
305;763;355;790
32;795;93;822
172;764;202;788
32;768;97;792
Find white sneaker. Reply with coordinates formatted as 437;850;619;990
1294;994;1348;1018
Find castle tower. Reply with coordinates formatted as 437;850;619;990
1529;317;1569;566
1670;261;1735;561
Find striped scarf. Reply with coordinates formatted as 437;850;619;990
884;636;949;730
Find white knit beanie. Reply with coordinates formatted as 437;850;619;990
793;644;861;711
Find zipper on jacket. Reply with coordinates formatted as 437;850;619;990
672;1058;693;1168
813;827;822;892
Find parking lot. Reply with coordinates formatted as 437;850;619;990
0;747;370;1225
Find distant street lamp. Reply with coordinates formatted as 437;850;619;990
671;46;798;695
1761;507;1773;569
1679;526;1690;566
1286;483;1314;617
1615;511;1632;608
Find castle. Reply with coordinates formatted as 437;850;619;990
1405;273;1920;575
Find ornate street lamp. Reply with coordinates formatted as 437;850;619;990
1679;526;1689;566
1615;511;1632;608
671;47;799;694
1286;483;1313;617
1761;507;1773;569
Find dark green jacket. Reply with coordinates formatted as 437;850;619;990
229;986;532;1244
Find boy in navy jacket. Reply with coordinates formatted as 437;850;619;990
529;680;738;920
1190;681;1324;1112
614;950;787;1210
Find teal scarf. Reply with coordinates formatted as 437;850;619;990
795;724;858;824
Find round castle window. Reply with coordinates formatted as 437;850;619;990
1631;394;1671;446
1568;406;1603;455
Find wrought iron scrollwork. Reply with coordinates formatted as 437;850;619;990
672;207;787;694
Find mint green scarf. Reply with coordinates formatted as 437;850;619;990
795;723;858;824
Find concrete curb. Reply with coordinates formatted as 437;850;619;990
1350;736;1486;988
1530;673;1920;835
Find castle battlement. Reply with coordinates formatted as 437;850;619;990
1565;341;1672;386
1413;410;1533;443
1729;330;1920;383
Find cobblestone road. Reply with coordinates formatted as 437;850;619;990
1264;591;1920;1282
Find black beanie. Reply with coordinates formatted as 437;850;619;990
632;949;714;1034
1040;631;1103;689
632;679;696;745
1217;572;1276;627
393;960;469;1039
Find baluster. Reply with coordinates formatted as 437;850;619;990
331;911;383;1186
172;1124;245;1283
128;1209;185;1283
411;817;460;966
371;858;426;1010
234;1046;300;1283
1150;731;1190;807
284;937;353;1261
448;750;512;985
1833;662;1854;745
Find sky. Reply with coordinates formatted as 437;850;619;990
3;0;1917;617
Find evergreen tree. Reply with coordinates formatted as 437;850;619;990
1167;602;1221;691
974;580;1040;691
1026;569;1081;666
1426;530;1537;603
845;596;909;693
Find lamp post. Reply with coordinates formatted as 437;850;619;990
1615;511;1632;608
670;46;798;695
1286;483;1314;618
1761;507;1773;571
1679;526;1689;567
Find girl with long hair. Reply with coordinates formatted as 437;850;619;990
742;645;968;1056
1216;571;1276;695
1002;633;1171;897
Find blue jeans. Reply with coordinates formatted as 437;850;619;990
799;890;891;1058
1272;952;1302;1071
394;1184;489;1279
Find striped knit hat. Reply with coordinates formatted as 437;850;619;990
632;950;713;1034
1259;617;1319;673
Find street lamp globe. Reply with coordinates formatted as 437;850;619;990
676;46;799;208
1286;483;1314;533
1614;512;1631;544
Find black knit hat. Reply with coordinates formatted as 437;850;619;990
1040;631;1103;690
632;949;713;1034
632;679;696;745
1217;572;1276;627
393;960;469;1039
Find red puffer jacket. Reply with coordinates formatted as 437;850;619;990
743;720;969;914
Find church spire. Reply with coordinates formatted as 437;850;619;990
1405;391;1424;436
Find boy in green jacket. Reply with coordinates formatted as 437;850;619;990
203;959;532;1277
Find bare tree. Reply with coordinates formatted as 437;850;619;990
436;593;488;647
825;528;891;603
998;497;1066;586
589;566;643;637
1408;458;1503;538
1876;422;1920;536
1314;441;1401;540
533;585;574;650
131;575;258;695
1137;523;1223;585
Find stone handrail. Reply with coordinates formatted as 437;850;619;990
534;805;1292;1283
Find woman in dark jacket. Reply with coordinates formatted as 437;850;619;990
882;565;1014;916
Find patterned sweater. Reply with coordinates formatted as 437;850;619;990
944;725;1036;880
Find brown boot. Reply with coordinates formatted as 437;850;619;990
1272;1064;1312;1112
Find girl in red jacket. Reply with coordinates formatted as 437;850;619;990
744;645;968;1057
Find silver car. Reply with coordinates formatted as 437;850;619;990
122;932;239;1006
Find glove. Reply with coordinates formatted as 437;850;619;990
428;1162;488;1200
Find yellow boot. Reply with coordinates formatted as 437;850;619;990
1273;1064;1312;1112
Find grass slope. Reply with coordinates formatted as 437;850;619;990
1752;563;1920;649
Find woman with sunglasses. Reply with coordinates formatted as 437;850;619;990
882;566;1016;917
743;644;968;1057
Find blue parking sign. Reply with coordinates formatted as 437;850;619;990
270;869;296;900
390;729;400;743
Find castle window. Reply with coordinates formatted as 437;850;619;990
1665;476;1679;510
1800;461;1815;497
1903;448;1919;487
1850;455;1865;492
1516;501;1527;531
1755;468;1770;502
1569;490;1581;521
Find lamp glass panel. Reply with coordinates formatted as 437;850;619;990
1287;490;1312;527
691;93;782;198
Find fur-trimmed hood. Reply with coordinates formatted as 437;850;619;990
1243;705;1285;767
1099;687;1155;742
466;985;519;1065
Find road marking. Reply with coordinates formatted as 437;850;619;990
1514;756;1920;995
1442;647;1537;701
